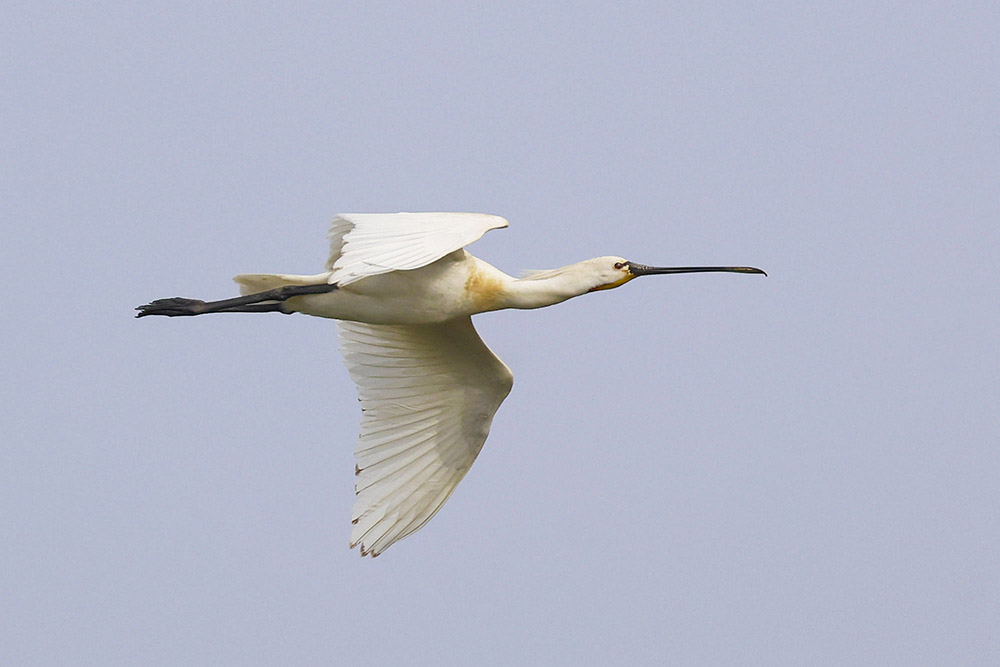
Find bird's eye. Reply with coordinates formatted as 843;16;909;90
614;262;625;270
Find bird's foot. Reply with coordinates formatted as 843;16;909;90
135;297;207;317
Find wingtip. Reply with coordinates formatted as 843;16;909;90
351;538;381;558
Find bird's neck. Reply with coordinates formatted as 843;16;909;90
466;257;594;312
501;273;591;310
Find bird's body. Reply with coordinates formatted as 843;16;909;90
137;212;764;556
244;251;511;324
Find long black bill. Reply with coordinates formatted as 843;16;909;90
628;263;767;277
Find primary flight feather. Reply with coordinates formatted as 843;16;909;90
137;212;764;557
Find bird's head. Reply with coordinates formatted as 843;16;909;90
586;256;767;292
585;256;638;292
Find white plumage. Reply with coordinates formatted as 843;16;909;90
325;212;508;286
137;212;764;557
339;319;512;556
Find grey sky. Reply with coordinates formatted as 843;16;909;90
3;2;998;664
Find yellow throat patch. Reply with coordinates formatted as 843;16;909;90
589;274;636;292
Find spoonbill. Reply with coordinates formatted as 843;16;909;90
137;212;765;557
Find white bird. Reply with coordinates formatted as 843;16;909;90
137;212;765;557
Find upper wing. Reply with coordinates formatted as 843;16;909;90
326;212;509;286
338;317;514;557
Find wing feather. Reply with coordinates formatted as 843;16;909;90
326;213;508;286
338;317;513;556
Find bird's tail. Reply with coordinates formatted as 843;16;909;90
232;273;330;296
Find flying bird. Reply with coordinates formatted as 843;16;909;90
137;212;765;556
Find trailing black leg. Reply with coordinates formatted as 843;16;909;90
135;283;338;318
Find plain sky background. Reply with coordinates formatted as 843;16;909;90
3;2;999;664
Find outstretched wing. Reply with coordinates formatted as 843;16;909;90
338;317;514;557
326;212;508;286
